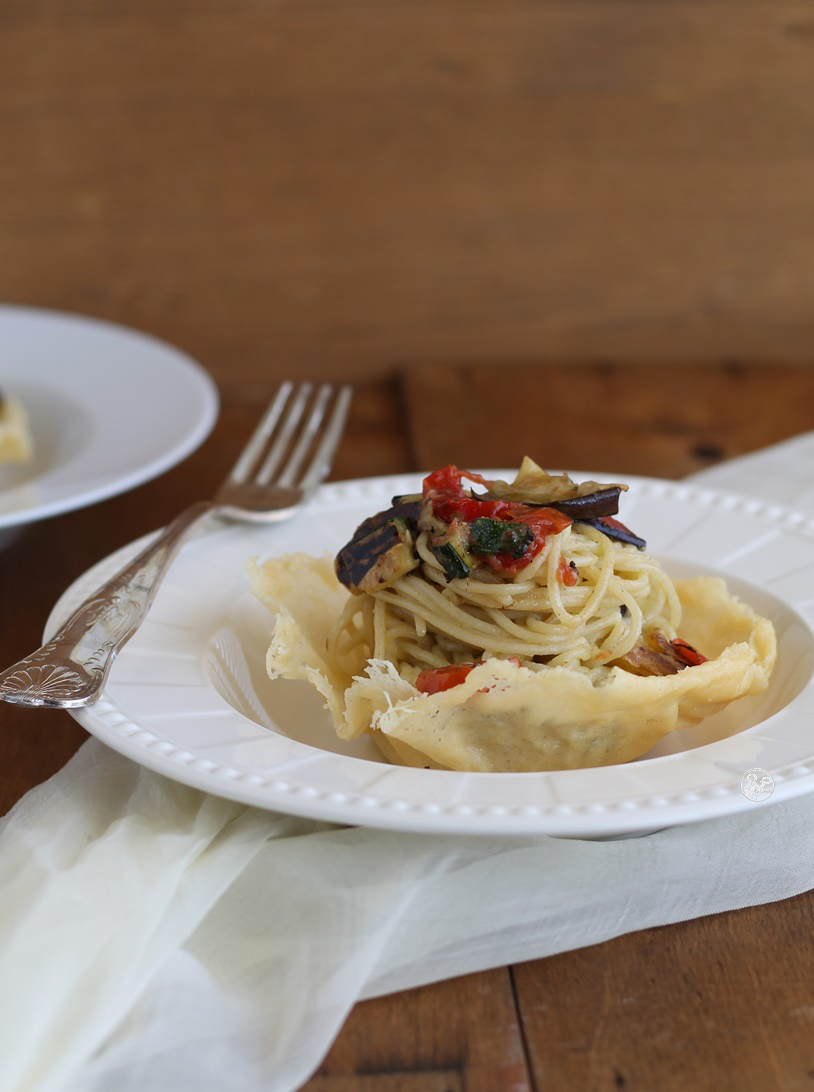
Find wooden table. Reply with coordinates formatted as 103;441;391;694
2;362;814;1091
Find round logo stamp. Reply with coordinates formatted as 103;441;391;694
741;767;775;802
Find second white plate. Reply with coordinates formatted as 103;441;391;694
0;305;219;528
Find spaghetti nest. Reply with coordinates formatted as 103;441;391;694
249;460;777;773
329;520;681;685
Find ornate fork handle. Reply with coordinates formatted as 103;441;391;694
0;501;215;708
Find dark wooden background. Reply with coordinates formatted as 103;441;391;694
2;1;814;386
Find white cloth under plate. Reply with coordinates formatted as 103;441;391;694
3;433;814;1092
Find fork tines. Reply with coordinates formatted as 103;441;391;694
230;381;352;494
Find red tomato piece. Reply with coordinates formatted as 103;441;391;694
415;662;477;694
557;558;579;586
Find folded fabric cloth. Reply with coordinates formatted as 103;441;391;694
3;433;814;1092
689;429;814;503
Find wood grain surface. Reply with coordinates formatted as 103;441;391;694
3;2;814;384
404;361;814;479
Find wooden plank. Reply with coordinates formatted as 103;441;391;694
403;361;814;479
513;897;814;1091
2;4;814;381
305;970;531;1092
305;1076;462;1092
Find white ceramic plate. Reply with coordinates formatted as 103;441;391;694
51;472;814;838
0;305;219;529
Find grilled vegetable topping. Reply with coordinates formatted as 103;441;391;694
469;518;534;559
336;517;419;594
546;486;624;519
669;638;708;667
335;463;646;593
431;520;473;579
580;516;646;550
422;465;571;574
347;498;421;546
481;460;627;509
615;631;707;676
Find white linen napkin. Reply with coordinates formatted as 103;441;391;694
3;433;814;1092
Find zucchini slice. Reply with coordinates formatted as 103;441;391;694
431;521;473;580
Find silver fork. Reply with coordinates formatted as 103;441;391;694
0;381;352;709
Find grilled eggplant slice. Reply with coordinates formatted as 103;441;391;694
546;486;624;519
336;517;419;594
481;485;624;520
347;498;421;546
580;516;646;550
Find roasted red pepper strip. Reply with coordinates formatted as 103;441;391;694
422;466;510;524
422;465;571;572
669;638;708;667
415;658;522;695
415;662;478;694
